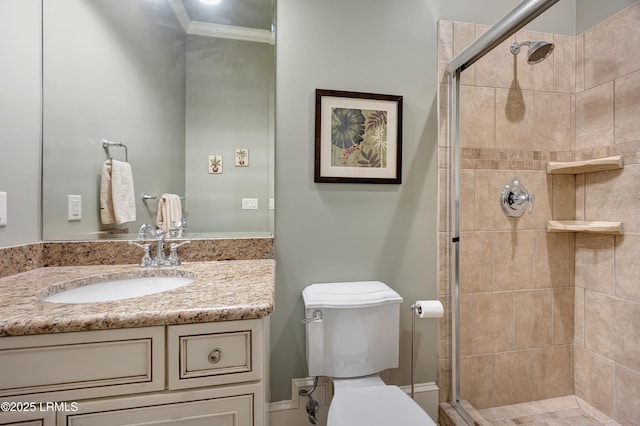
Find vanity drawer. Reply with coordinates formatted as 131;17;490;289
167;320;263;390
0;327;165;401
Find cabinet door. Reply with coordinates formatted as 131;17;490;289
0;409;55;425
65;394;253;426
60;384;263;426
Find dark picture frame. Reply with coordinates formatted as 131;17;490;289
314;89;403;184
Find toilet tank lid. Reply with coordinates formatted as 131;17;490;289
303;281;403;309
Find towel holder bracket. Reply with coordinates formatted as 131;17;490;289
142;193;186;202
102;139;128;162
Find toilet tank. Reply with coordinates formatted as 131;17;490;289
302;281;403;378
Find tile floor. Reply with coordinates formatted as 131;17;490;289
476;396;621;425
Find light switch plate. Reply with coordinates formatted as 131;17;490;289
68;195;82;221
0;192;7;226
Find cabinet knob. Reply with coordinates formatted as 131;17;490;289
208;348;222;364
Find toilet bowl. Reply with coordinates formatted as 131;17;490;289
302;281;437;425
328;376;436;426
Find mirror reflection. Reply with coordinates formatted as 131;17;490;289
41;0;275;240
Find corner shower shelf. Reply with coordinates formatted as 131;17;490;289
546;155;623;175
545;155;624;235
546;220;623;236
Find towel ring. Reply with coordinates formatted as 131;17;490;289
142;193;186;202
102;139;128;162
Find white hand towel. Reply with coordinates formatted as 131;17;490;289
100;162;115;225
156;193;182;233
100;160;136;225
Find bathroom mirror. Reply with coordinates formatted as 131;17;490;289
40;0;275;240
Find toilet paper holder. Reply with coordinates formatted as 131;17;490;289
409;300;443;400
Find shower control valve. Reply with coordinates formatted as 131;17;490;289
501;178;535;217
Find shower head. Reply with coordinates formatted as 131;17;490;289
510;40;554;64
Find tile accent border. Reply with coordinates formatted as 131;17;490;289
456;140;640;171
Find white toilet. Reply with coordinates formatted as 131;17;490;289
303;281;437;426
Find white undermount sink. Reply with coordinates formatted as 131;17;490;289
41;274;195;304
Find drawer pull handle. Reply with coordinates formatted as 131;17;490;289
208;348;222;364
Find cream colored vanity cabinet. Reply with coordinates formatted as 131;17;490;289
0;327;164;426
0;318;269;426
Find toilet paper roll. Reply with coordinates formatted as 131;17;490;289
413;300;444;318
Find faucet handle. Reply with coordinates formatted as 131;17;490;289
169;240;191;250
167;240;191;266
129;241;152;267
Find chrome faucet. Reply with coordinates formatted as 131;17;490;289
137;224;167;266
134;224;191;267
138;223;157;239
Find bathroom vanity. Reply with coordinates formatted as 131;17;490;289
0;260;274;426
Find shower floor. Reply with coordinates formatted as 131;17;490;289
474;396;620;425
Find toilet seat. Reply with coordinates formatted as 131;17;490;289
327;385;436;426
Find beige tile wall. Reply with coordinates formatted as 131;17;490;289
573;4;640;425
437;3;640;422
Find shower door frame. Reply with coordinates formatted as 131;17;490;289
445;0;559;421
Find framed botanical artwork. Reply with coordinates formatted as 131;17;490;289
315;89;403;184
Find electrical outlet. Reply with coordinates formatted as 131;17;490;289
0;192;7;226
68;195;82;221
269;198;275;210
242;198;258;210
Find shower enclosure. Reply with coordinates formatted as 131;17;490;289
439;0;640;424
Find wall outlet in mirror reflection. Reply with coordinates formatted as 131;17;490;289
235;149;249;167
208;155;223;174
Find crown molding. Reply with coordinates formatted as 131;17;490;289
168;0;274;44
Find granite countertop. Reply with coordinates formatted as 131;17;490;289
0;260;275;337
